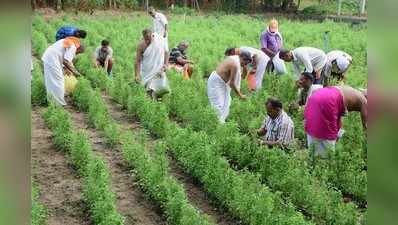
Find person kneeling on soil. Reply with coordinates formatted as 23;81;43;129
257;97;295;150
169;41;194;79
135;29;170;100
94;39;114;77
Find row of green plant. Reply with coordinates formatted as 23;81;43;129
72;77;218;225
107;72;313;225
229;74;367;203
71;54;313;224
62;36;316;224
31;184;47;225
163;67;367;205
43;102;125;225
31;60;47;106
161;71;361;225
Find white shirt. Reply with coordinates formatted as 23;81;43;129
153;12;168;37
326;50;352;74
327;50;352;63
292;47;326;79
42;39;77;69
240;46;267;62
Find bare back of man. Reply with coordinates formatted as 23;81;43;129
338;85;367;129
216;57;246;99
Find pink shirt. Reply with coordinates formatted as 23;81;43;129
304;87;346;140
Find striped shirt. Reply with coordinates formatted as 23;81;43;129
262;110;295;147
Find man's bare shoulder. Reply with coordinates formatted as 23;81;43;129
137;40;147;51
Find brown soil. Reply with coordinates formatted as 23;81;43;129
101;94;241;225
63;102;166;225
31;107;91;225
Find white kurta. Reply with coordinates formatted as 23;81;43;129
207;71;231;123
140;33;168;92
153;12;169;51
41;39;77;106
240;47;267;90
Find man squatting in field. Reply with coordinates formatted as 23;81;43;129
93;39;114;77
169;41;194;80
304;85;367;158
135;29;170;99
207;50;252;123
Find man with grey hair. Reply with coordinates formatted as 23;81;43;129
135;28;170;99
207;51;252;123
148;6;169;50
169;41;194;79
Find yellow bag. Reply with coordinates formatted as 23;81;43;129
65;75;78;94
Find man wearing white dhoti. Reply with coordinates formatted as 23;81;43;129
41;37;84;106
225;46;268;90
207;51;252;123
149;7;169;51
135;29;170;99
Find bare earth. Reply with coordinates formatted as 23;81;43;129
64;102;166;225
101;94;242;225
31;107;91;225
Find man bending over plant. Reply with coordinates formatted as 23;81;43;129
135;29;170;100
207;51;251;123
257;97;295;150
42;36;84;106
225;46;268;91
304;85;367;159
169;41;194;80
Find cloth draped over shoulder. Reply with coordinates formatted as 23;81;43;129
140;33;169;94
63;37;80;49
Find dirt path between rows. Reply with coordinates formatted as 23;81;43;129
101;94;241;225
31;107;91;225
64;102;166;225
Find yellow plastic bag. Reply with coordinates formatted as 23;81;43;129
65;75;78;94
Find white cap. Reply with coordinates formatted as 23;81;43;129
336;56;350;72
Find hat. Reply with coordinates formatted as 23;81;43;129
336;56;350;72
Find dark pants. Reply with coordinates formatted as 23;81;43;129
98;59;113;75
312;66;329;86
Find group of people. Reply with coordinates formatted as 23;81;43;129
206;18;366;158
39;8;366;159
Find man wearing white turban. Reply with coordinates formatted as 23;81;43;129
323;50;353;85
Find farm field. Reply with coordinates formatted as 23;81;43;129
31;11;367;225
